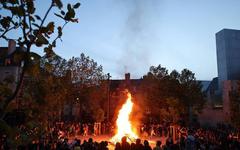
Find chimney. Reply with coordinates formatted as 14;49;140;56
125;73;130;81
8;39;16;55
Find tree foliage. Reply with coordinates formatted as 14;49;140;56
0;0;80;146
66;53;107;122
23;52;106;123
68;53;106;85
0;51;107;146
139;65;205;124
0;0;80;118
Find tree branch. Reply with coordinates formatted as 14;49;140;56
40;2;54;28
0;1;56;119
0;14;17;40
20;0;27;42
52;21;68;43
0;26;15;40
28;13;32;35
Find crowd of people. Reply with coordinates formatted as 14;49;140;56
1;122;240;149
53;122;113;138
13;137;109;150
52;122;171;139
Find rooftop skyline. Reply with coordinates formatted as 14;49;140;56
2;0;240;80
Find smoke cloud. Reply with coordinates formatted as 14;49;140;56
117;0;158;78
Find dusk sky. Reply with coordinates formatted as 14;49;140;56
3;0;240;80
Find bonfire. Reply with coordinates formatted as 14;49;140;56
111;92;138;143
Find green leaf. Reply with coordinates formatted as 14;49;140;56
46;21;54;33
27;1;35;14
53;0;63;9
13;21;19;27
52;40;56;47
67;3;71;11
60;10;65;15
29;15;35;22
36;34;49;46
57;26;62;37
39;27;48;33
73;3;80;9
70;18;78;23
65;8;75;21
44;46;54;58
8;6;24;16
34;15;41;21
0;16;11;29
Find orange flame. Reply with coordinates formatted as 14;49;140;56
111;92;138;143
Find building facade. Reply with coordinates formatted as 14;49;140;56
216;29;240;91
199;29;240;126
0;40;25;96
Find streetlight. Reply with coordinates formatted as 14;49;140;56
76;97;79;103
107;73;111;122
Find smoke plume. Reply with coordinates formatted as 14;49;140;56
117;0;157;78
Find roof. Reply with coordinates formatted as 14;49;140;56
109;78;211;93
206;77;219;93
109;79;143;92
198;80;211;92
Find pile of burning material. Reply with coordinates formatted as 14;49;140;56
110;92;138;143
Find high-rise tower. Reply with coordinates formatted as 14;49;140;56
216;29;240;90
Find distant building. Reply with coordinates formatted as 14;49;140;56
0;40;26;95
199;29;240;126
108;73;142;120
216;29;240;91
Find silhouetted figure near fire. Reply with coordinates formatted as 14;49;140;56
153;141;162;150
83;138;95;150
130;143;136;150
143;140;152;150
121;136;130;150
115;142;121;150
135;138;144;150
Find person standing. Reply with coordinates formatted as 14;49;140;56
153;141;162;150
185;129;196;150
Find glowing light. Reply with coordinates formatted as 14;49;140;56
111;92;138;143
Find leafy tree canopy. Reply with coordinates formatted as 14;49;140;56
0;0;80;118
139;65;205;124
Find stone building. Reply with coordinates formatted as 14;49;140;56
0;40;26;97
